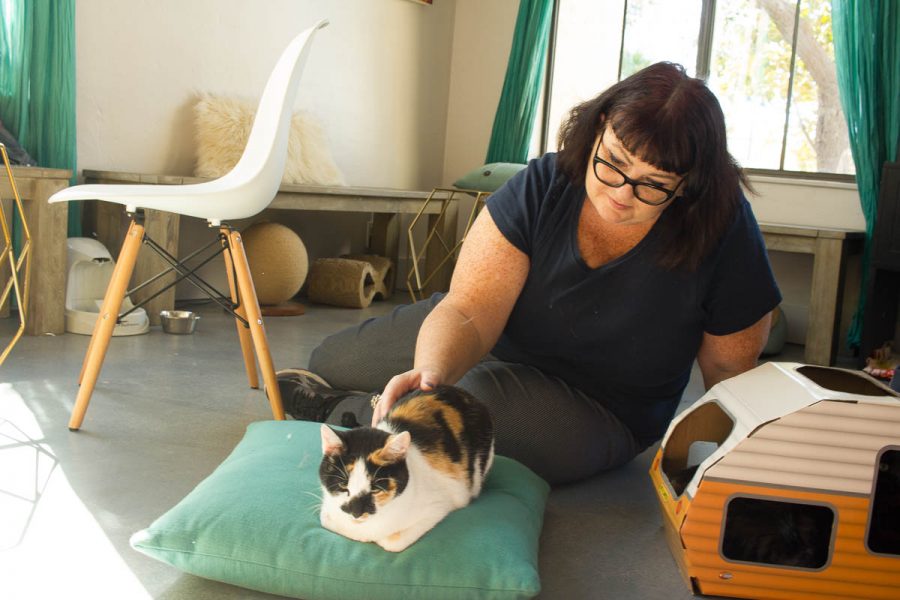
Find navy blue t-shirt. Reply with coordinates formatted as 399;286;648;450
486;153;781;447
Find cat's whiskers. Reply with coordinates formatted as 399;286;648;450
335;455;351;479
301;489;323;501
299;490;324;514
369;464;388;488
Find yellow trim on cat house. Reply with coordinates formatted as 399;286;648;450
649;362;900;600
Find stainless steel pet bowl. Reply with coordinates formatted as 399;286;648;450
159;310;200;334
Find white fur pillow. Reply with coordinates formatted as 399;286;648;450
193;94;345;186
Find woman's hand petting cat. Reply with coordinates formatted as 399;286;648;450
371;367;442;425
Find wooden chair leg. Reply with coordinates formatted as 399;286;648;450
221;228;259;389
69;220;144;431
77;225;142;385
227;230;285;420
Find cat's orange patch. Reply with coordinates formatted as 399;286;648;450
372;480;398;506
391;394;467;479
422;451;466;480
368;449;395;467
392;395;465;437
389;395;436;423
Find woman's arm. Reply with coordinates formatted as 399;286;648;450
372;208;529;423
696;312;772;390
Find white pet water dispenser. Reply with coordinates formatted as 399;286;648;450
65;237;149;336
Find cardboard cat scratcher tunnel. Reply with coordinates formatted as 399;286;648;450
649;362;900;600
307;254;393;308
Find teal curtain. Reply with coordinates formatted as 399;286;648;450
0;0;79;237
484;0;554;164
832;0;900;350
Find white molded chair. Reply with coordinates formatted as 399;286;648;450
50;20;329;431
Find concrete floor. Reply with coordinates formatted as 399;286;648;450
0;297;807;599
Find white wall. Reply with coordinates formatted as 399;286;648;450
76;0;456;189
442;0;519;185
747;176;864;230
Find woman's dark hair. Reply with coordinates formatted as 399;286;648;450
556;62;750;270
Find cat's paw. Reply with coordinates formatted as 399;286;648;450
322;511;375;543
377;532;414;553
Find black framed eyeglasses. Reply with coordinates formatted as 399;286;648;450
591;133;684;206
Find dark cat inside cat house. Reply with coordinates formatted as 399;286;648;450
721;497;834;569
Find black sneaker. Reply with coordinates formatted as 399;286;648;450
274;368;362;423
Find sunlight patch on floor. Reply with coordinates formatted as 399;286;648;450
0;384;151;600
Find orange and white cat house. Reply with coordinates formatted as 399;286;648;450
649;362;900;600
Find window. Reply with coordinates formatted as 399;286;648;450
867;448;900;556
619;0;702;79
543;0;854;177
661;401;734;496
721;496;834;568
796;365;899;396
544;0;624;152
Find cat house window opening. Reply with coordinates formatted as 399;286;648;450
796;365;899;397
866;447;900;557
661;401;735;497
720;495;836;570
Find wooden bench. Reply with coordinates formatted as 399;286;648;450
758;223;865;366
81;170;459;325
19;168;863;367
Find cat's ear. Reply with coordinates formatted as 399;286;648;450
320;425;344;456
379;431;411;462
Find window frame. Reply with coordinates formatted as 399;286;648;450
539;0;855;183
719;493;837;570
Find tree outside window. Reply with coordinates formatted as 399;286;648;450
544;0;854;177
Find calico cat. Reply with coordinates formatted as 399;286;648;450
318;385;494;552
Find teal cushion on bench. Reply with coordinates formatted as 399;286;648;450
130;420;549;600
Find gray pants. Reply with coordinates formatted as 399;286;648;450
309;294;640;485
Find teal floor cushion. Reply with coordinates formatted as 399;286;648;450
131;420;549;600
